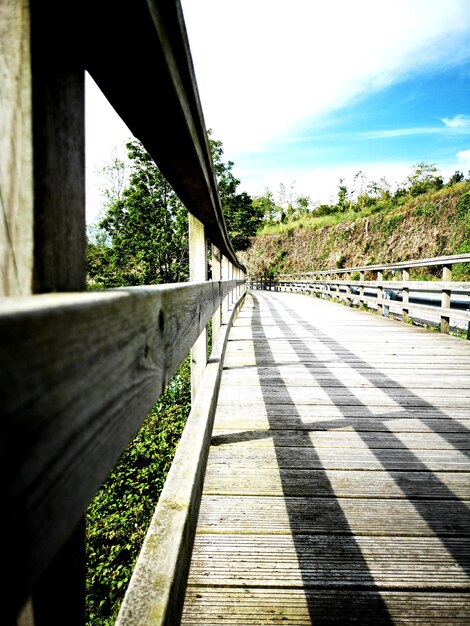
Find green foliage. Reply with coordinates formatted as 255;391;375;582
405;162;443;197
208;132;263;250
381;214;404;236
88;141;189;288
86;357;191;625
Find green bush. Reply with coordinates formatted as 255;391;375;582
86;356;191;625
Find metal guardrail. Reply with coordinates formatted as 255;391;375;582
249;254;470;338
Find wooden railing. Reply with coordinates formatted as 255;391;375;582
249;253;470;337
1;1;245;624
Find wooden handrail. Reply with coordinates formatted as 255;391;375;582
251;254;470;336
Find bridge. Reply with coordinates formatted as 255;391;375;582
2;1;469;625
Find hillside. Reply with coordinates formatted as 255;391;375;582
240;183;470;280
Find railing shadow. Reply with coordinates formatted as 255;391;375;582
249;293;394;624
214;291;470;624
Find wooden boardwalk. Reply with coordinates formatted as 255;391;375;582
181;291;470;625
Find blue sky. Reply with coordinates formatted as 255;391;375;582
85;0;470;221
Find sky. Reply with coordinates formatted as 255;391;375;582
85;0;470;222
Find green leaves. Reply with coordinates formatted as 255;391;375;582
86;357;191;624
87;140;189;289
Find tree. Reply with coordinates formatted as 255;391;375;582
447;170;465;186
208;132;264;250
337;178;349;211
252;190;278;224
405;162;443;197
88;140;189;288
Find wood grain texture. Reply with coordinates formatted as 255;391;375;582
0;280;238;619
30;0;86;293
182;291;470;624
0;0;34;295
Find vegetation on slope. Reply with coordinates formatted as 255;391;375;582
241;168;470;280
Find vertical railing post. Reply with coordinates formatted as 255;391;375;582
441;264;452;334
377;271;383;315
222;255;230;322
211;245;222;344
189;214;208;401
346;272;351;305
402;268;410;323
1;2;90;622
360;271;365;304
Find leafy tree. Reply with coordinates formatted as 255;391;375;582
252;190;278;224
208;132;264;249
405;162;443;197
88;141;189;288
337;178;349;211
447;170;465;186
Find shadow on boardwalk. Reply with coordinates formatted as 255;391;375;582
213;291;470;624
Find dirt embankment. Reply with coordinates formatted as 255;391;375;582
240;185;470;279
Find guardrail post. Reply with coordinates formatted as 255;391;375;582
211;245;222;342
402;268;410;323
189;214;208;401
221;255;230;322
359;271;365;304
377;271;384;315
441;264;452;334
346;272;351;305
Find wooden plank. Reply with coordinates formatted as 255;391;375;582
0;280;236;618
207;445;470;471
202;468;470;499
115;291;246;626
183;291;470;624
0;0;34;296
213;417;470;433
209;431;470;450
187;534;470;588
183;588;470;625
196;495;470;536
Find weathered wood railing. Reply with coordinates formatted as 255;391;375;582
1;1;245;624
249;253;470;337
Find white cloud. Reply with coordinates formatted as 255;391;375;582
181;0;470;156
442;114;470;128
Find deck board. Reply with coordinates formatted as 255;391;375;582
181;291;470;625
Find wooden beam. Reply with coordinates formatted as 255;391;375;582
0;281;236;623
0;0;34;296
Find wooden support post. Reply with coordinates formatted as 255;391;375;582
211;245;222;344
222;255;230;322
441;264;452;334
377;271;383;315
189;214;208;401
346;272;351;305
359;271;365;304
1;1;87;621
402;268;410;323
